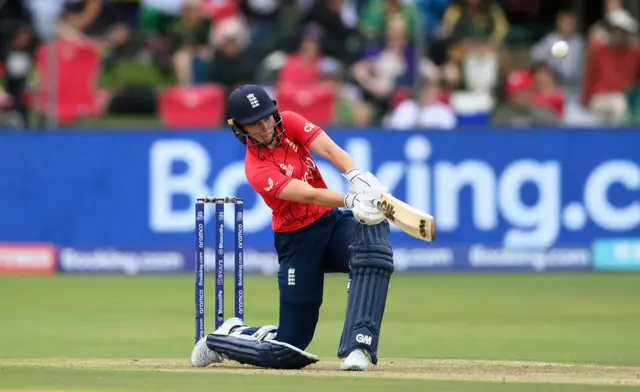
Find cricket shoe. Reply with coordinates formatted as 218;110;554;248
340;348;373;371
190;318;247;367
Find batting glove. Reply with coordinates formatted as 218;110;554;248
343;168;388;195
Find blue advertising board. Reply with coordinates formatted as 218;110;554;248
54;245;592;274
0;128;638;258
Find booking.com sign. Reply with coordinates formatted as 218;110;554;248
147;132;640;248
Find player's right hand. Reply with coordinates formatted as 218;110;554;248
344;188;386;225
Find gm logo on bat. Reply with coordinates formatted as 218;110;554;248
419;219;427;238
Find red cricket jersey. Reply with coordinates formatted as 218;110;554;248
245;111;333;232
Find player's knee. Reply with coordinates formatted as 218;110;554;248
353;220;391;246
351;221;393;272
276;302;320;350
274;327;314;350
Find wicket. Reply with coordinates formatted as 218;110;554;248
194;196;244;345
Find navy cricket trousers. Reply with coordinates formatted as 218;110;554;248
273;209;357;350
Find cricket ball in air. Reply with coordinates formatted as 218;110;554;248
551;40;569;59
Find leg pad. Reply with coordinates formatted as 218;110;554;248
338;221;394;365
206;334;318;370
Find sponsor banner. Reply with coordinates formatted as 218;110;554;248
0;129;638;249
0;243;57;275
465;245;592;272
592;238;640;271
57;245;591;275
58;247;187;274
57;246;282;275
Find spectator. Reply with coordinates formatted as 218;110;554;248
0;87;10;108
278;25;323;88
442;0;509;48
352;15;431;123
388;80;457;130
531;10;585;100
207;22;252;95
2;25;36;129
441;0;509;92
318;57;372;126
58;0;132;68
583;9;640;125
493;69;558;127
139;0;183;37
359;0;418;43
25;0;66;41
589;0;639;46
416;0;451;40
168;0;213;85
416;0;451;65
241;0;282;64
1;0;35;58
304;0;362;65
531;63;564;119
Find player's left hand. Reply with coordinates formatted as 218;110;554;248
344;188;386;225
344;169;387;195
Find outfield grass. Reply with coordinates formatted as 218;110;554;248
0;273;639;391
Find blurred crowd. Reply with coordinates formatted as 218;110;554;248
0;0;639;129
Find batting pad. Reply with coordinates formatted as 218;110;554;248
206;334;319;369
338;221;394;365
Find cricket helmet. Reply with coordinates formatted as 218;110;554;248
227;85;283;146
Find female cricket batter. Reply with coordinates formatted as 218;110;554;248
190;85;394;371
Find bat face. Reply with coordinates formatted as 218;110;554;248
376;194;436;242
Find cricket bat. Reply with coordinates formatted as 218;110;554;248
376;194;436;242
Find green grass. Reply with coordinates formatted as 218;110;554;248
0;273;639;391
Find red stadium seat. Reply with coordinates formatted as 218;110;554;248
275;83;336;126
159;84;226;128
34;40;104;124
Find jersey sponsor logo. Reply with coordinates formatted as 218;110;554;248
303;121;315;133
301;157;317;183
264;178;277;192
280;163;294;177
305;157;317;171
247;93;259;108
